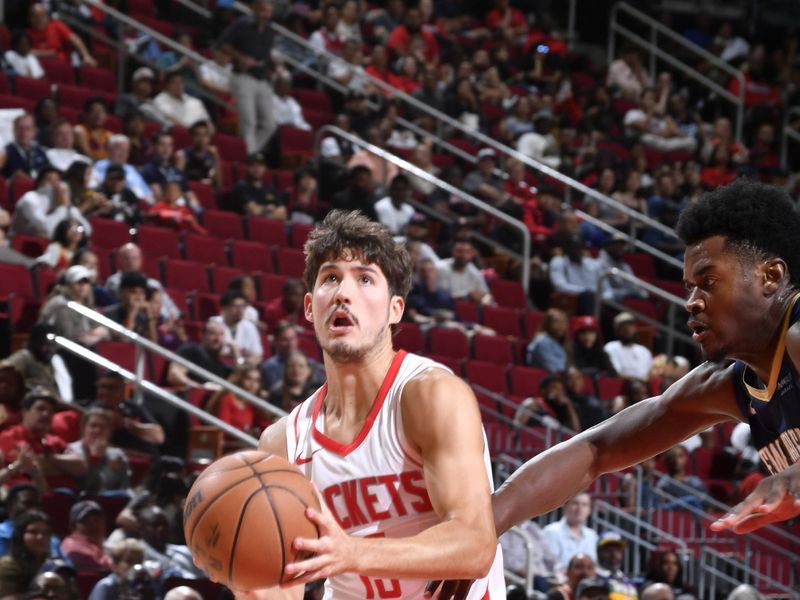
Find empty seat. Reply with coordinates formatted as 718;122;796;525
278;127;314;168
454;300;480;324
426;354;464;375
596;376;626;401
428;327;469;359
260;273;289;301
509;365;549;397
57;83;96;110
275;247;305;278
292;88;333;115
230;240;274;273
465;360;508;395
96;341;137;371
187;181;217;210
9;176;34;208
393;323;424;353
210;266;245;294
248;216;288;246
491;279;527;309
10;234;49;258
136;225;181;259
163;259;209;292
523;310;545;338
212;133;247;163
472;334;514;365
194;292;221;321
290;222;313;249
39;58;75;84
202;210;244;240
184;234;228;265
482;306;523;338
89;218;132;249
78;65;116;92
624;252;657;280
14;76;52;102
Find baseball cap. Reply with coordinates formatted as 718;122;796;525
574;315;598;331
64;265;92;284
246;152;266;165
69;500;103;528
597;531;626;547
574;576;610;598
477;148;497;161
613;312;635;329
132;67;155;82
105;164;126;180
23;385;60;408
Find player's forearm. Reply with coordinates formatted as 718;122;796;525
351;516;496;580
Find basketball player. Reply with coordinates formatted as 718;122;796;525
236;210;505;599
489;181;800;539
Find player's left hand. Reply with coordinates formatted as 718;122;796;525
283;490;356;586
710;462;800;534
424;578;473;600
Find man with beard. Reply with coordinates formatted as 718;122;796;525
426;181;800;598
331;165;377;221
235;210;504;600
437;239;494;305
602;312;653;381
167;320;232;390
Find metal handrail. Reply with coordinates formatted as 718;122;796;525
698;545;796;598
64;300;286;419
780;106;800;170
595;267;693;355
51;334;259;447
502;525;537;597
609;2;746;142
314;125;532;291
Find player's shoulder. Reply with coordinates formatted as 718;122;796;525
258;416;290;460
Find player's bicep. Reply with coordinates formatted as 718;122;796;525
258;417;289;460
403;373;492;524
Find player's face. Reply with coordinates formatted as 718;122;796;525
306;254;404;364
684;235;773;362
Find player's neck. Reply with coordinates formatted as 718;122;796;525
738;294;796;381
322;343;397;422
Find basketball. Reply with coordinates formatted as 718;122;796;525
183;451;320;591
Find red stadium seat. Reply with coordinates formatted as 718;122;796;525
0;94;33;112
77;66;116;93
14;76;52;102
278;127;314;168
8;176;34;209
89;218;132;249
290;222;313;249
248;216;288;247
39;58;76;85
10;234;49;259
275;247;305;278
523;310;545;338
472;334;515;365
428;327;469;358
187;181;217;210
292;88;333;115
425;354;464;375
96;341;137;371
57;83;96;110
202;209;244;240
210;266;245;294
259;273;289;302
393;323;424;354
195;292;221;321
490;279;527;309
273;169;294;191
0;71;9;93
212;133;247;162
596;376;626;401
623;252;657;280
165;287;192;318
163;259;209;292
465;360;509;395
230;239;274;273
184;233;228;265
136;224;181;259
128;0;155;16
482;306;523;338
454;300;480;324
509;365;549;397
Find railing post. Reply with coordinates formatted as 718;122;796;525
649;27;657;77
133;343;145;405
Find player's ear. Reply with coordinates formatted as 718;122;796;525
762;258;787;295
389;295;404;325
304;292;314;323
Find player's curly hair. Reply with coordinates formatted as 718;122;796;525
303;210;413;301
676;180;800;290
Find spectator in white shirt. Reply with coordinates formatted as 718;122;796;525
10;167;91;238
5;30;44;79
549;236;601;315
153;72;212;131
542;492;598;573
45;119;91;172
606;45;651;100
272;74;311;131
198;45;233;95
328;39;370;93
603;311;653;381
210;290;263;366
374;173;415;235
336;0;362;43
437;239;494;305
91;134;152;203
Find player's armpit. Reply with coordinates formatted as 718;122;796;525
258;416;289;459
234;584;304;600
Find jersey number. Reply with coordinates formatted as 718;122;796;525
359;576;401;599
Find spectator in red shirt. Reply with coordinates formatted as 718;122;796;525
60;500;113;572
485;0;528;42
748;123;780;174
27;3;96;66
206;366;269;449
700;143;738;189
387;7;439;64
264;278;309;331
0;387;87;491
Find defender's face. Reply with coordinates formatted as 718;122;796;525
683;235;769;362
306;255;403;364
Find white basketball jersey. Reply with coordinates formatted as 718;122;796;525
286;350;506;600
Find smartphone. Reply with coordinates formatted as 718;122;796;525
537;44;550;54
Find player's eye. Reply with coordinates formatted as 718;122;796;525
324;273;338;282
359;275;372;284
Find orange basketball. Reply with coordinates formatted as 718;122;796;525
183;451;320;591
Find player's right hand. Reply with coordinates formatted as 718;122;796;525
424;579;473;600
710;462;800;534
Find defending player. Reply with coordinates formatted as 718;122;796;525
238;210;505;599
485;180;800;544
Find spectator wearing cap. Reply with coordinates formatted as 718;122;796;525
153;72;213;132
74;97;113;161
102;271;157;341
572;316;616;376
60;500;113;572
67;407;131;495
2;113;50;180
549;236;602;315
231;152;287;219
542;492;598;572
596;533;638;600
463;148;508;206
38;264;109;348
574;575;612;600
219;0;277;154
210;290;264;366
0;387;87;491
0;484;65;559
10;167;91;239
597;236;649;303
374;174;415;236
116;67;170;127
45;120;91;173
26;3;96;65
272;74;311;131
603;312;653;380
5;323;73;404
91;134;153;203
546;553;597;600
525;308;570;373
436;239;494;305
175;120;222;190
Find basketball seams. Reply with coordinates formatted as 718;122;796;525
186;474;258;544
263;486;288;586
227;486;269;589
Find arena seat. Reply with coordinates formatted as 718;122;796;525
393;323;424;354
136;224;182;259
230;239;275;273
248;216;288;247
482;305;523;338
472;334;515;365
202;209;244;240
428;327;469;359
259;273;289;302
509;365;549;397
596;376;626;401
209;266;245;294
39;58;76;85
77;65;117;93
184;233;228;266
194;292;221;322
465;360;509;395
14;76;52;102
163;259;210;293
490;278;527;309
275;247;305;278
89;218;133;249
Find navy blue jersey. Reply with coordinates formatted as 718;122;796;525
732;295;800;474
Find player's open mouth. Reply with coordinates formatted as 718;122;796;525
329;310;356;331
688;320;709;342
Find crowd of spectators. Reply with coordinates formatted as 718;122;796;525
0;0;794;598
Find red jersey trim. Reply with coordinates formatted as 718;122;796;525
310;350;407;456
